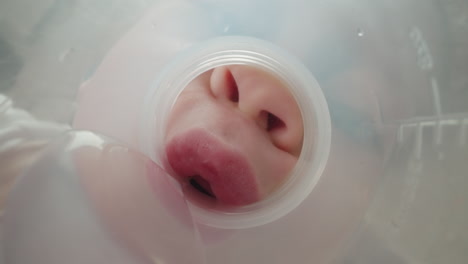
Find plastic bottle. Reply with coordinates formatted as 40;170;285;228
3;0;468;263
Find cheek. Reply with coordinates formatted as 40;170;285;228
166;94;213;136
238;129;298;196
254;152;298;197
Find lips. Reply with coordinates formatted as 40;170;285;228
165;129;260;206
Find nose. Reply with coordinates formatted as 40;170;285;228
209;65;304;156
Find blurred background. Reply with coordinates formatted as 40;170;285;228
0;0;158;123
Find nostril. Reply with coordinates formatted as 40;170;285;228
266;112;285;131
225;70;239;103
209;66;240;103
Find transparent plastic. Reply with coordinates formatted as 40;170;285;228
2;131;205;264
1;0;467;263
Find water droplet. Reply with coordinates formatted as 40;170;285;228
357;28;364;37
59;48;74;63
223;25;231;33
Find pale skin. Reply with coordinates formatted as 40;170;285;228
164;65;304;206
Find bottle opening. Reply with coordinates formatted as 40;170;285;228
140;36;331;229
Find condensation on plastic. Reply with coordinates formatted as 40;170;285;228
1;0;468;263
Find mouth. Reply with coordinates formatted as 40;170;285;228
189;175;215;198
165;129;260;206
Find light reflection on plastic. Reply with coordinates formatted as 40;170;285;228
65;131;106;151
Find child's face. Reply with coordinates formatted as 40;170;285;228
164;65;304;206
